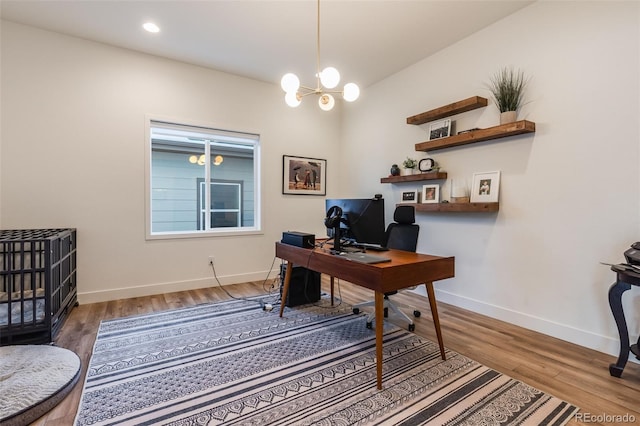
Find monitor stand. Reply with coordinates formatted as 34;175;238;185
332;225;342;252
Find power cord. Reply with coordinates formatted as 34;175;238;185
261;255;282;300
207;248;343;312
208;256;280;311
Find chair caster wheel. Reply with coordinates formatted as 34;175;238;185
408;324;415;332
353;308;360;315
413;310;421;318
366;322;373;329
384;307;389;317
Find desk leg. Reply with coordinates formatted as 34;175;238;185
330;276;335;306
609;280;632;377
425;282;446;360
279;263;294;318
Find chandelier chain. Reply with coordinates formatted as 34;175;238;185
316;0;321;92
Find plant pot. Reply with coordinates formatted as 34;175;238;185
450;179;469;202
500;111;517;124
401;168;414;176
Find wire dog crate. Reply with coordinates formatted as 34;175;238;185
0;228;77;345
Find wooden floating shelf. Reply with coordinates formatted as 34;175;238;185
401;202;500;213
381;171;447;184
406;96;488;125
415;120;536;152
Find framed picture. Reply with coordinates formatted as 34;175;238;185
282;155;326;195
421;184;439;204
400;190;419;204
470;171;501;203
428;119;452;141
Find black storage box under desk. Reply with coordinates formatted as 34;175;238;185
279;264;321;307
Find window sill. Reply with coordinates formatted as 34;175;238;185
146;228;263;240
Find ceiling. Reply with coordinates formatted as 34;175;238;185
1;0;534;89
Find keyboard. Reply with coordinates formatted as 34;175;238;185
355;243;389;251
338;252;391;264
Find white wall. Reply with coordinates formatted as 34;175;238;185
2;1;639;360
0;21;339;303
342;1;640;358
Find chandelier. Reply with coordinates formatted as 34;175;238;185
280;0;360;111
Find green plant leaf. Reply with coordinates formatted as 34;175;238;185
486;67;529;113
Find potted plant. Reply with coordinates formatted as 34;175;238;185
402;157;417;175
486;67;529;124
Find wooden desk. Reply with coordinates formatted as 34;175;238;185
275;242;455;389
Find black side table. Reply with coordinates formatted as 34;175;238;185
608;265;640;377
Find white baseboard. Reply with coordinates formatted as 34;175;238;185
410;286;637;364
77;270;280;305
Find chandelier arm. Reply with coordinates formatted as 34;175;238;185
298;84;318;93
298;90;319;98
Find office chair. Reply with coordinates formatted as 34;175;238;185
352;205;421;331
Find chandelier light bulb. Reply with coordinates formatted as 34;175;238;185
214;155;224;166
281;73;300;93
318;94;335;111
320;67;340;89
285;91;302;107
189;155;198;164
343;82;360;102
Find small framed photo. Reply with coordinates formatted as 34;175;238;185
470;171;501;203
282;155;326;195
428;119;452;141
400;190;419;203
421;184;439;204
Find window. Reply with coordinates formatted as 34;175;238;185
146;119;261;238
197;180;243;229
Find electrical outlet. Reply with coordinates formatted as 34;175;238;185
208;256;215;265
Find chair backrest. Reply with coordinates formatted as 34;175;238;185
384;205;419;252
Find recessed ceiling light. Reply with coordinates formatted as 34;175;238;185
143;22;160;33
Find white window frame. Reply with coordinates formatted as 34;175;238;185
145;115;262;240
199;181;242;229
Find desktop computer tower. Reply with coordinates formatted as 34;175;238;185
279;264;321;307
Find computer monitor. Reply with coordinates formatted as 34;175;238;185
324;197;386;248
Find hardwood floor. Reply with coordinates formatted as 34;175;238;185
33;278;639;425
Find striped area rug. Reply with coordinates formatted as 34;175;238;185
74;297;579;425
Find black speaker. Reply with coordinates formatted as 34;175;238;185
279;264;321;307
